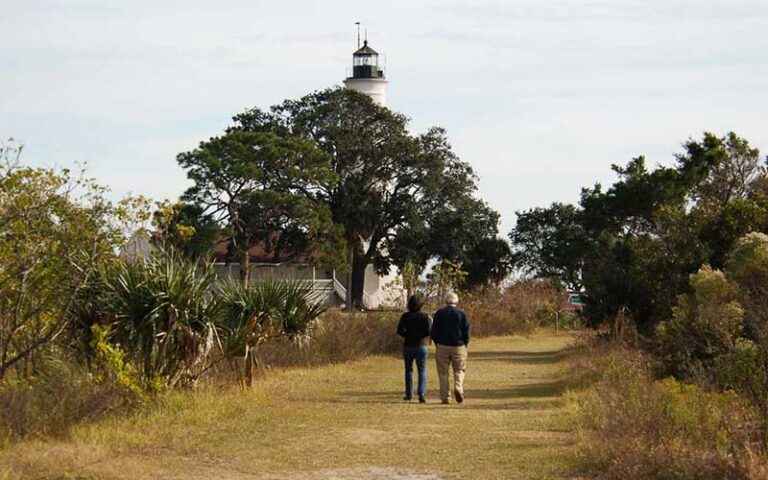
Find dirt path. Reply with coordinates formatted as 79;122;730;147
0;332;579;480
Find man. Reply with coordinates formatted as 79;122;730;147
430;291;470;404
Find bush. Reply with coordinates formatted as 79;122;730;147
570;346;768;479
462;289;532;337
0;158;125;381
463;280;573;337
657;265;744;379
655;235;768;445
101;250;220;388
724;233;768;444
0;352;131;441
256;310;401;369
215;279;326;385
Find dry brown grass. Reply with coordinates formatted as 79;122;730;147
567;340;768;479
462;281;573;337
0;354;130;442
257;310;403;369
0;332;579;480
256;289;559;373
0;292;557;444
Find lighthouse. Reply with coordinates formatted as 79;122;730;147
343;38;388;106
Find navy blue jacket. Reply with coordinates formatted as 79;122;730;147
430;306;470;347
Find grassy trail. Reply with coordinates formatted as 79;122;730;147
1;332;579;480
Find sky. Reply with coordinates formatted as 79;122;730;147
2;0;767;234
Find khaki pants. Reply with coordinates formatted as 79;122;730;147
435;344;467;401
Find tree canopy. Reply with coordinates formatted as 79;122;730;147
510;132;768;333
177;130;343;281
0;143;128;379
227;88;504;304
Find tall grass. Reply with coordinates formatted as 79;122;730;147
0;352;128;441
256;310;402;369
568;341;768;479
462;280;574;337
255;281;566;370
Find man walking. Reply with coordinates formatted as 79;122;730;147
431;291;470;404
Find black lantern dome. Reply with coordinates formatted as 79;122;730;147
351;40;385;79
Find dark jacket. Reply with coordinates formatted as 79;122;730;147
397;311;431;347
430;306;470;347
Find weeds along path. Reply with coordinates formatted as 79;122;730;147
0;332;578;480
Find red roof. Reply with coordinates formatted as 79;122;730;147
212;235;314;264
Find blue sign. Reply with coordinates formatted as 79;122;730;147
567;294;583;305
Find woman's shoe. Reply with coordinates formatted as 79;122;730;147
418;395;426;403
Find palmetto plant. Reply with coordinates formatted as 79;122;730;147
216;279;325;386
104;250;220;388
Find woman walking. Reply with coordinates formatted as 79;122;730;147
396;295;431;403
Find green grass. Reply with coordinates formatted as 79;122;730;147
0;332;579;480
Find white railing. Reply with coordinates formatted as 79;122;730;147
333;278;347;301
212;263;374;309
332;278;373;309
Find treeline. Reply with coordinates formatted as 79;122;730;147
511;131;768;334
510;132;768;477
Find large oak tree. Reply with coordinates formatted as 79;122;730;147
230;88;501;306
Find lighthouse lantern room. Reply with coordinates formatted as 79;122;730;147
344;34;388;106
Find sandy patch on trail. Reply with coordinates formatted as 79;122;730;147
281;467;441;479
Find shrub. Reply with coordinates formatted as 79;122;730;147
462;289;532;337
463;280;573;337
216;279;326;385
0;158;125;380
90;324;156;399
256;310;401;369
726;232;768;350
102;250;220;388
0;352;130;441
725;233;768;444
655;235;768;446
657;265;744;378
570;346;767;479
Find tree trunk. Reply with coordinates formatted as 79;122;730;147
351;253;367;309
244;351;253;387
239;248;250;285
345;247;354;309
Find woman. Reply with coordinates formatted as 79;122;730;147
396;295;431;403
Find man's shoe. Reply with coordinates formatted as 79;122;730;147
441;399;450;405
403;396;412;401
418;395;426;404
454;389;464;404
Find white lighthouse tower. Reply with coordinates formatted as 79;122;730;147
343;36;388;106
340;30;404;309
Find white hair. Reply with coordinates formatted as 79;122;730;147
445;291;459;306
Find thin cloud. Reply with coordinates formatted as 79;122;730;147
2;0;767;236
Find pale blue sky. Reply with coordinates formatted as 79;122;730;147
3;0;767;234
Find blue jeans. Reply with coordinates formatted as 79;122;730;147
403;345;428;398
